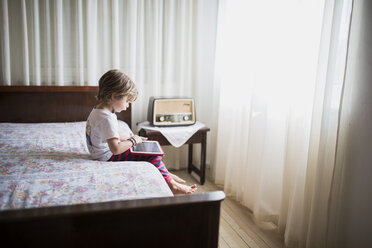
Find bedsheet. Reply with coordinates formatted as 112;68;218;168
0;122;172;210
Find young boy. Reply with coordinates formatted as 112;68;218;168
86;69;197;195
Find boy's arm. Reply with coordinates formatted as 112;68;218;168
119;132;130;141
107;135;148;155
107;138;132;155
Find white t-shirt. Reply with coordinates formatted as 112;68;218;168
86;108;120;161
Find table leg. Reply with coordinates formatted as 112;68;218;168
200;132;207;185
188;144;193;174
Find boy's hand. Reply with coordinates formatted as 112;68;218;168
131;134;147;144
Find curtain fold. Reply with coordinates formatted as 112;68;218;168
0;0;11;84
212;0;353;247
306;1;353;247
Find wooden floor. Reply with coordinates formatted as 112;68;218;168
170;170;286;248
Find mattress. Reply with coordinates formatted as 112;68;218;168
0;122;172;210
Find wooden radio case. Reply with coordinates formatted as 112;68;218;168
147;97;195;126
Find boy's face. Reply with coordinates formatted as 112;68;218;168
111;95;130;113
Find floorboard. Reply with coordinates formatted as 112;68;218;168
170;169;286;248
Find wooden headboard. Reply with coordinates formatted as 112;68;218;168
0;86;131;127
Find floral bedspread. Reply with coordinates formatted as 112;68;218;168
0;122;172;210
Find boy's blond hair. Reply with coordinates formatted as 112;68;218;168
96;69;138;103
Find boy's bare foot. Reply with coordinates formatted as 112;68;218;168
168;179;197;195
169;172;186;184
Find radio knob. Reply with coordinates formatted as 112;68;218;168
183;116;189;121
160;116;165;122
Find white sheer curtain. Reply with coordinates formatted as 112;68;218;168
0;0;219;170
212;0;353;247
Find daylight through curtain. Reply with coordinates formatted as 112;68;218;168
212;0;353;247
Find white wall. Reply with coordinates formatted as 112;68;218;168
329;0;372;247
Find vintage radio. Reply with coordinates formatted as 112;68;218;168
147;97;196;126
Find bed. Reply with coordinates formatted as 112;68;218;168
0;86;225;247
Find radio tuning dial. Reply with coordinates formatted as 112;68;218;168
183;116;189;121
159;116;165;122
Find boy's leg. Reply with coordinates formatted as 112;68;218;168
139;156;186;184
143;155;172;183
110;150;172;183
139;155;197;194
109;150;197;194
168;172;186;184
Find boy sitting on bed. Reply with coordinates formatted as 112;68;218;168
85;69;197;195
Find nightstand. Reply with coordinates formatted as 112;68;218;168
139;127;210;185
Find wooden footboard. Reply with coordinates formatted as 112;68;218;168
0;86;225;247
0;191;225;247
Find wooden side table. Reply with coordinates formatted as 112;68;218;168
139;127;210;185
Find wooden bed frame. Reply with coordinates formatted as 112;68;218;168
0;86;225;247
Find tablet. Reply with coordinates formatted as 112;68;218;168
130;140;164;156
